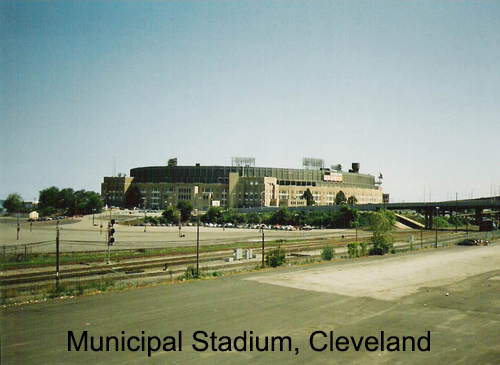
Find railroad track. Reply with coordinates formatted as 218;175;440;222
1;232;467;294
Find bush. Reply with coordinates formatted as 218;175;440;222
347;243;359;259
321;245;335;261
359;243;368;257
266;248;286;268
181;266;203;280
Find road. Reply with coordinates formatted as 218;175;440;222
2;244;500;364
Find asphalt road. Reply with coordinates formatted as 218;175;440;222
2;245;499;364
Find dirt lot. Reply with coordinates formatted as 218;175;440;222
247;243;500;301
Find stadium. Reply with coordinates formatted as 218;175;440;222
101;158;385;211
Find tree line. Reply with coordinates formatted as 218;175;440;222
156;203;387;231
155;204;396;255
2;187;102;217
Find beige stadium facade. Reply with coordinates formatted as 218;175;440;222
101;162;384;211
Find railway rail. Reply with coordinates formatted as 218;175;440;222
1;231;466;294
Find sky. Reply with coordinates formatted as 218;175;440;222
1;1;499;203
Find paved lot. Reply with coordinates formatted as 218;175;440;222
0;215;360;253
2;244;499;364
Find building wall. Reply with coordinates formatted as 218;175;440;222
101;177;134;207
102;164;383;209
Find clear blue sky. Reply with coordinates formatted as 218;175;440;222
1;1;499;203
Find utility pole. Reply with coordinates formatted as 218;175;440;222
196;215;200;277
261;230;265;269
435;207;439;248
178;211;181;237
107;223;111;265
56;226;60;291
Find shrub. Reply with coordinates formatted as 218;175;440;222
347;243;360;258
181;266;203;280
359;243;368;257
321;245;335;261
266;248;286;268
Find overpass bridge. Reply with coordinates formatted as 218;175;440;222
375;196;500;230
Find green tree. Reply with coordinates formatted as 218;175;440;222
246;212;262;224
3;193;24;213
39;186;101;216
331;206;359;228
58;188;75;210
302;189;315;206
124;185;142;209
202;207;224;224
269;207;292;225
176;201;193;222
369;209;395;255
162;207;179;224
335;191;347;205
347;195;358;205
39;186;60;214
84;191;103;214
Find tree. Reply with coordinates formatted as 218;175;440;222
202;207;223;224
58;188;75;210
39;186;101;216
369;209;396;255
84;191;103;214
347;195;358;205
332;206;359;228
247;212;262;224
176;201;193;222
335;191;347;205
39;186;60;214
302;189;315;206
124;185;142;209
162;207;179;224
3;193;23;213
269;207;292;225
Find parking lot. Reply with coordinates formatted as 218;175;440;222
0;214;359;253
